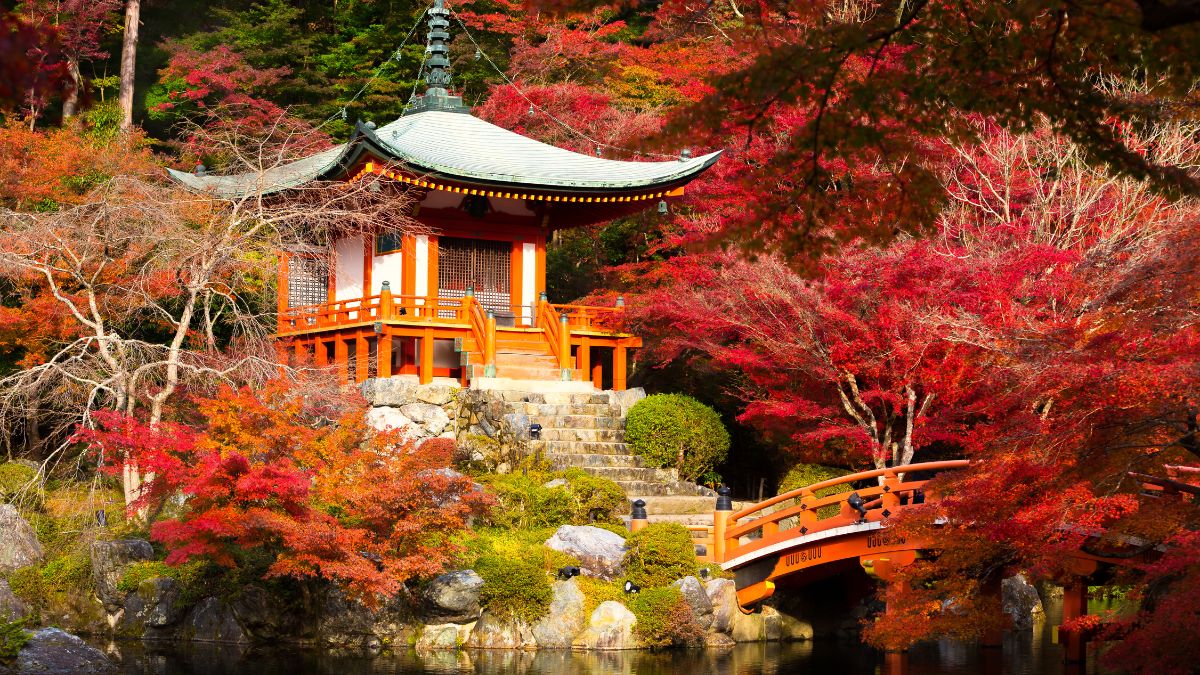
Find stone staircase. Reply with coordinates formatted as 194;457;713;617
492;389;715;502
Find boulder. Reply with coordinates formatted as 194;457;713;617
1002;574;1045;631
671;576;714;629
0;580;28;621
415;384;457;407
120;577;184;634
181;597;248;644
365;406;420;436
361;377;417;407
531;579;586;648
572;601;637;650
730;605;781;642
230;586;284;638
704;632;736;649
90;539;153;609
415;622;474;650
401;403;451;436
705;579;737;634
422;570;484;624
777;608;814;640
464;612;536;649
14;628;115;673
544;525;625;581
542;478;568;489
0;504;43;575
608;388;646;415
316;586;410;648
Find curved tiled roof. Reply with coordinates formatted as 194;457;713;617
167;110;720;198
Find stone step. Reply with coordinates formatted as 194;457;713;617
526;415;624;430
514;402;624;417
613;479;717;497
537;428;624;442
479;383;603;398
545;452;648;468
533;440;629;455
572;465;679;482
626;495;748;515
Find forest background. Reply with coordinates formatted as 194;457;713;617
3;0;1200;671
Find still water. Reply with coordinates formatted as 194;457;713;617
96;596;1112;675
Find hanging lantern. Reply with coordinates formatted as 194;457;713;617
527;104;536;116
658;200;668;214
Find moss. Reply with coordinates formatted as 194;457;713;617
576;576;623;618
627;586;702;648
477;470;626;530
0;463;39;506
6;566;46;606
117;560;208;605
625;394;730;482
474;555;553;623
622;523;697;588
0;621;31;664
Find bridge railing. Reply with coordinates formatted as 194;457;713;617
717;460;971;565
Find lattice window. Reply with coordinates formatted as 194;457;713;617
437;237;511;316
287;255;329;308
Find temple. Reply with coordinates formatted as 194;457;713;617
168;0;719;391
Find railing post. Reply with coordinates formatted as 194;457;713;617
798;489;818;531
536;291;547;328
558;313;572;380
379;281;392;320
881;470;902;513
630;499;648;533
485;310;497;377
713;485;733;564
1061;581;1088;663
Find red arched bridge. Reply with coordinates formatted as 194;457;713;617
629;460;1198;664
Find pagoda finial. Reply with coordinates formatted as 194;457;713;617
406;0;469;115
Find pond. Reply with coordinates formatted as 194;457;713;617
93;595;1116;675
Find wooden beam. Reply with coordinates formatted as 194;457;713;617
614;345;627;391
334;335;349;383
355;333;369;383
420;328;434;384
378;329;392;379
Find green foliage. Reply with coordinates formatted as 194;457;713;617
117;560;208;606
0;621;30;664
460;527;580;575
777;463;852;518
622;523;697;588
474;555;553;622
479;470;625;529
627;586;702;648
0;462;38;505
625;394;730;481
575;576;623;617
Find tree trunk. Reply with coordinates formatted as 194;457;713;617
118;0;140;132
62;58;81;118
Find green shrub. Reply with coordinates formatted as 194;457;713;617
627;586;702;648
6;566;45;606
479;470;626;529
0;621;30;664
777;463;853;518
474;555;553;622
575;576;624;617
0;463;39;505
622;523;697;588
625;394;730;482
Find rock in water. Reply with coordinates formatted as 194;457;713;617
120;577;184;635
182;597;248;644
90;539;153;609
0;580;28;621
1002;573;1045;631
705;578;737;634
544;525;625;581
573;601;637;650
671;576;714;629
15;628;115;673
464;612;536;649
531;579;586;648
415;622;475;650
422;570;484;624
0;504;43;575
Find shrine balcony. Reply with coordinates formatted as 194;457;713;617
277;287;641;390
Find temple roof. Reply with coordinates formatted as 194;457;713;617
167;111;721;199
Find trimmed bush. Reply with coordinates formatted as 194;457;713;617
475;555;553;622
625;394;730;482
622;523;697;588
777;463;853;518
479;470;626;529
628;586;702;648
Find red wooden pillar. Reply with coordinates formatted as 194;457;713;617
592;361;603;390
355;332;369;383
293;339;307;364
334;334;349;382
420;328;434;384
1060;582;1088;663
614;345;627;391
980;577;1004;648
315;341;329;367
577;337;590;373
378;329;392;379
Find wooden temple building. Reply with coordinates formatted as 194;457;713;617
169;0;719;390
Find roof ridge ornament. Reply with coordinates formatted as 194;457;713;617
405;0;470;115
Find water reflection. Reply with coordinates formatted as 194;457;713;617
97;594;1121;675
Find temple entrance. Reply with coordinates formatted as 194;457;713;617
438;237;511;319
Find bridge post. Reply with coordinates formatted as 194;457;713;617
1060;581;1088;663
629;499;648;533
713;486;733;563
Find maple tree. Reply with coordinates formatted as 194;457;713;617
17;0;122;120
77;377;490;603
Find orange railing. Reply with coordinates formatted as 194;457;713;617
538;299;570;373
550;301;628;333
279;292;476;333
465;295;495;376
717;460;971;565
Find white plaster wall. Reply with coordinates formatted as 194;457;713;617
415;235;429;297
522;242;536;324
371;251;403;295
334;235;364;301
